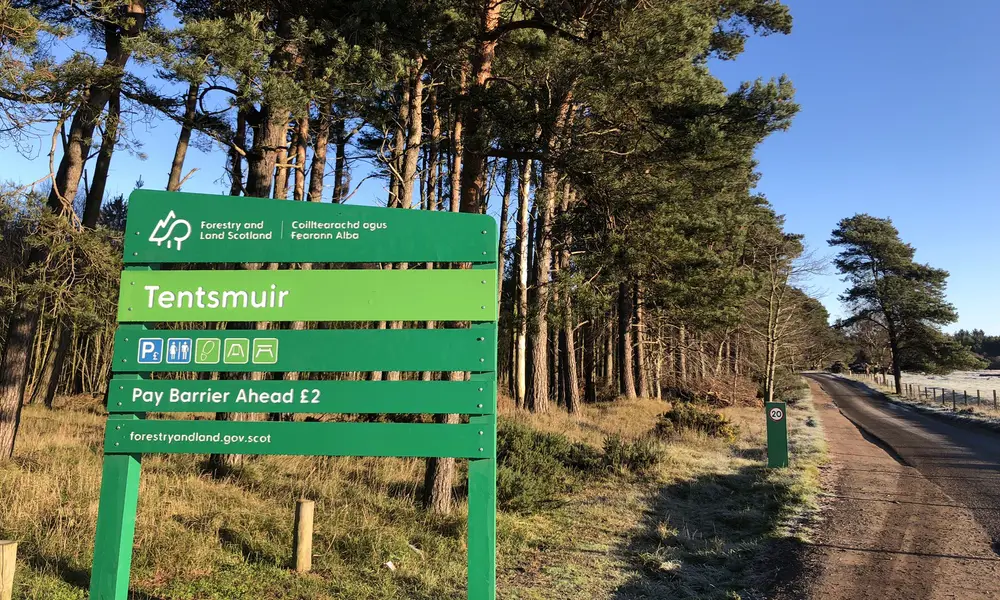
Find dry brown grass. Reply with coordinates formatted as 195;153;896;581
1;388;824;599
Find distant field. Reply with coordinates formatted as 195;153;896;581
901;371;1000;396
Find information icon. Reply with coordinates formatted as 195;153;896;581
223;338;250;364
166;338;192;364
194;338;221;364
136;338;163;364
252;338;279;364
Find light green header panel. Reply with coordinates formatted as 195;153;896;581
123;190;498;264
117;269;497;322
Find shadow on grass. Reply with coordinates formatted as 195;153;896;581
612;464;808;600
22;555;165;600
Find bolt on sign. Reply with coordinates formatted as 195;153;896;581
90;190;499;599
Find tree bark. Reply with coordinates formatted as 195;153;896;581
449;67;467;212
167;81;199;192
458;0;503;213
422;408;460;513
307;99;332;202
47;0;146;216
583;320;597;404
617;283;637;399
229;108;247;196
513;159;531;410
293;115;309;201
677;324;688;383
30;325;70;408
84;86;121;225
400;61;424;210
497;159;512;292
0;308;39;458
332;120;348;203
633;283;648;397
272;123;291;199
246;105;288;198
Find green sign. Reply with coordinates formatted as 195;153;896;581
107;379;495;414
105;421;491;458
118;269;496;322
765;402;788;468
91;191;499;600
123;190;497;264
113;327;496;372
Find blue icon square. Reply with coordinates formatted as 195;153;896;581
166;338;193;364
137;338;163;364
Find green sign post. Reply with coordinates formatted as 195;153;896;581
765;402;788;468
90;190;499;599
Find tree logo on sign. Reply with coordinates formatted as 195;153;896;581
769;407;784;421
148;210;192;250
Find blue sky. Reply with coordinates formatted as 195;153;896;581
3;0;998;331
711;0;1000;332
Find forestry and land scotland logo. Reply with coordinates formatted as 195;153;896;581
148;210;192;250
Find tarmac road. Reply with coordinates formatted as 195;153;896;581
791;373;1000;599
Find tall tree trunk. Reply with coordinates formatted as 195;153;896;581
426;81;441;211
617;283;637;399
167;81;199;192
633;283;648;398
422;408;460;513
559;185;581;413
604;317;614;389
497;159;512;292
332;120;348;203
246;106;288;198
30;325;71;408
458;0;502;213
84;85;121;225
389;79;411;208
47;0;147;216
0;308;39;458
513;159;531;410
677;324;688;383
307;99;332;202
400;61;424;210
229;108;247;196
583;320;596;404
527;92;573;413
272;123;291;199
293;116;309;201
449;67;467;212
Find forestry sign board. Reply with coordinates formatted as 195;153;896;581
90;190;499;600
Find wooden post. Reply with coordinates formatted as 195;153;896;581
952;390;957;411
977;390;981;406
994;389;997;410
0;541;15;600
963;390;968;405
293;499;315;573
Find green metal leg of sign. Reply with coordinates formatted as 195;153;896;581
765;402;789;468
467;415;497;600
90;416;142;600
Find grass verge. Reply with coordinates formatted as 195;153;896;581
2;391;825;599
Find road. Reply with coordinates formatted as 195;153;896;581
793;373;1000;599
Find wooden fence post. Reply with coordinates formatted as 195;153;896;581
294;499;315;573
994;389;997;411
0;541;16;600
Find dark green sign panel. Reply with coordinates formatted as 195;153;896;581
91;192;499;600
108;379;495;414
123;190;497;264
765;402;788;468
112;327;496;372
105;421;492;458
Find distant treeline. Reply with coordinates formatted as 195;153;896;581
953;329;1000;369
